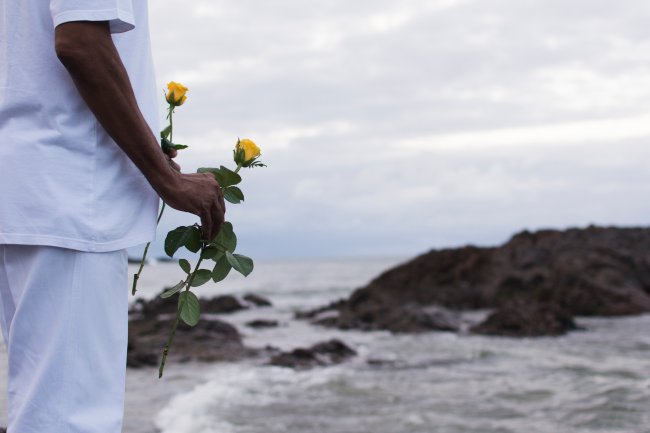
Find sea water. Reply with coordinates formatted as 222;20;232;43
2;257;650;433
125;257;650;433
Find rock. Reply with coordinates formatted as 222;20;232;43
295;299;346;319
244;293;273;307
470;302;578;337
302;226;650;334
131;293;249;318
245;319;279;328
128;316;255;367
201;295;248;314
268;339;357;370
130;293;177;317
315;304;460;333
126;339;158;368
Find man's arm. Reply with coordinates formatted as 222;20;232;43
54;21;225;240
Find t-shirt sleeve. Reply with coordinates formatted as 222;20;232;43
50;0;135;34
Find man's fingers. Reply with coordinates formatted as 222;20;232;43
166;156;181;171
218;188;225;212
201;210;213;242
211;202;224;239
164;172;224;241
202;172;216;185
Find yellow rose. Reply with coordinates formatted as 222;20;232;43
165;81;188;106
236;138;261;164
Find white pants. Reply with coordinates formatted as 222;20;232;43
0;245;128;433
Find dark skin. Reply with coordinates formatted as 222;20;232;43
54;21;225;241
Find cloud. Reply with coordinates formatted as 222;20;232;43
135;0;650;259
400;112;650;150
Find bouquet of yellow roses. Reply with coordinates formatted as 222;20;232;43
133;81;266;378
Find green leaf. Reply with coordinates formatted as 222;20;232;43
161;137;172;153
225;251;254;277
190;269;212;287
212;221;236;252
212;257;232;282
185;226;203;252
160;280;185;299
223;186;245;204
179;259;191;274
218;165;242;187
165;226;195;257
178;291;200;326
172;144;188;150
201;247;221;260
160;125;172;140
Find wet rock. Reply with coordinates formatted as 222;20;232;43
126;339;158;368
295;299;346;319
302;226;650;334
244;293;273;307
245;319;280;328
130;293;176;317
128;316;255;367
131;293;250;318
201;295;248;314
268;339;357;370
316;304;460;333
470;302;578;337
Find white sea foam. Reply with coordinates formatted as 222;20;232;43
155;364;346;433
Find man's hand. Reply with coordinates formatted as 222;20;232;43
54;21;225;239
162;171;226;241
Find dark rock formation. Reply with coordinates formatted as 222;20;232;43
268;339;357;369
470;302;578;337
131;292;268;317
127;292;263;367
244;293;273;307
246;319;280;328
301;226;650;334
310;304;460;333
295;299;347;319
202;295;248;314
128;316;255;367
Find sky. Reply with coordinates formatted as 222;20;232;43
134;0;650;259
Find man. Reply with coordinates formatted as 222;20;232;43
0;1;225;431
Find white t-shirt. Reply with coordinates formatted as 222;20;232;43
0;0;159;252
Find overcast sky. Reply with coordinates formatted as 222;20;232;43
134;0;650;259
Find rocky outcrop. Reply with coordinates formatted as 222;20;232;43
127;316;254;367
306;303;460;333
131;292;272;317
127;293;358;370
127;291;273;367
300;226;650;335
243;293;273;307
470;302;578;337
246;319;280;328
202;295;248;314
268;339;357;369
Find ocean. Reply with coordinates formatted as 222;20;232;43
2;256;650;433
